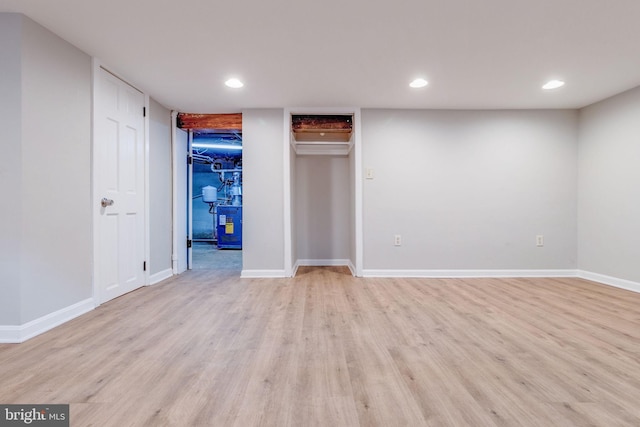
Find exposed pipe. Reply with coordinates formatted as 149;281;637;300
193;153;213;164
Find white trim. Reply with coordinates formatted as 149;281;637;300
144;93;150;286
296;258;353;266
149;268;173;285
91;57;100;306
0;299;94;343
292;260;300;277
0;326;20;344
171;110;179;274
187;130;193;270
578;270;640;294
171;116;189;275
362;269;578;278
353;108;363;277
240;270;287;278
347;259;356;276
283;109;293;277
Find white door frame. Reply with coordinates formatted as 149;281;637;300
91;58;150;306
187;130;193;269
171;111;179;274
171;111;178;273
171;113;190;274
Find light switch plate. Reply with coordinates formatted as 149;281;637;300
365;168;374;179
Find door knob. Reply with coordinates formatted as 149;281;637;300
101;198;114;207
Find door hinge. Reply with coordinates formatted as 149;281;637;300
187;155;193;165
143;107;146;117
143;261;147;271
187;239;192;248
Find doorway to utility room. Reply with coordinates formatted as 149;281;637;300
192;129;242;270
179;113;243;271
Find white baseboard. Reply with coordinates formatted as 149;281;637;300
292;261;300;277
578;270;640;294
0;326;20;343
347;260;356;276
296;259;353;267
362;269;578;278
240;269;287;278
149;268;173;285
0;298;94;343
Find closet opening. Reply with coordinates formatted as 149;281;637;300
288;112;358;276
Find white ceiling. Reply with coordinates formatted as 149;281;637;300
2;0;640;112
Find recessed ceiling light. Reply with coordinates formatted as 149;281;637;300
410;78;429;88
542;79;565;90
225;78;244;88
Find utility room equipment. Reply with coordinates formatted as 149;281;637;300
217;205;242;249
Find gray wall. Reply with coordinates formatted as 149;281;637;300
289;143;297;271
8;15;92;324
294;155;351;261
242;109;285;272
578;86;640;283
0;14;23;325
20;16;93;322
349;145;357;269
361;109;579;271
149;98;173;275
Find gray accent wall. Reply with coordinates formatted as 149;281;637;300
0;14;23;325
242;109;285;272
361;109;579;271
148;98;173;276
578;86;640;283
0;14;92;325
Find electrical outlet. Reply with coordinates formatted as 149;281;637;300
394;235;402;246
536;235;544;247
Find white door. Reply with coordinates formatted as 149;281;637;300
95;67;146;304
174;127;188;274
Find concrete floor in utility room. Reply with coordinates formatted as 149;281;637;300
192;242;242;270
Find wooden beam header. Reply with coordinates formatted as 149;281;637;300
177;113;242;131
291;114;353;132
291;114;353;143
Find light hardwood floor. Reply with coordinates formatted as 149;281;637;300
2;267;640;426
